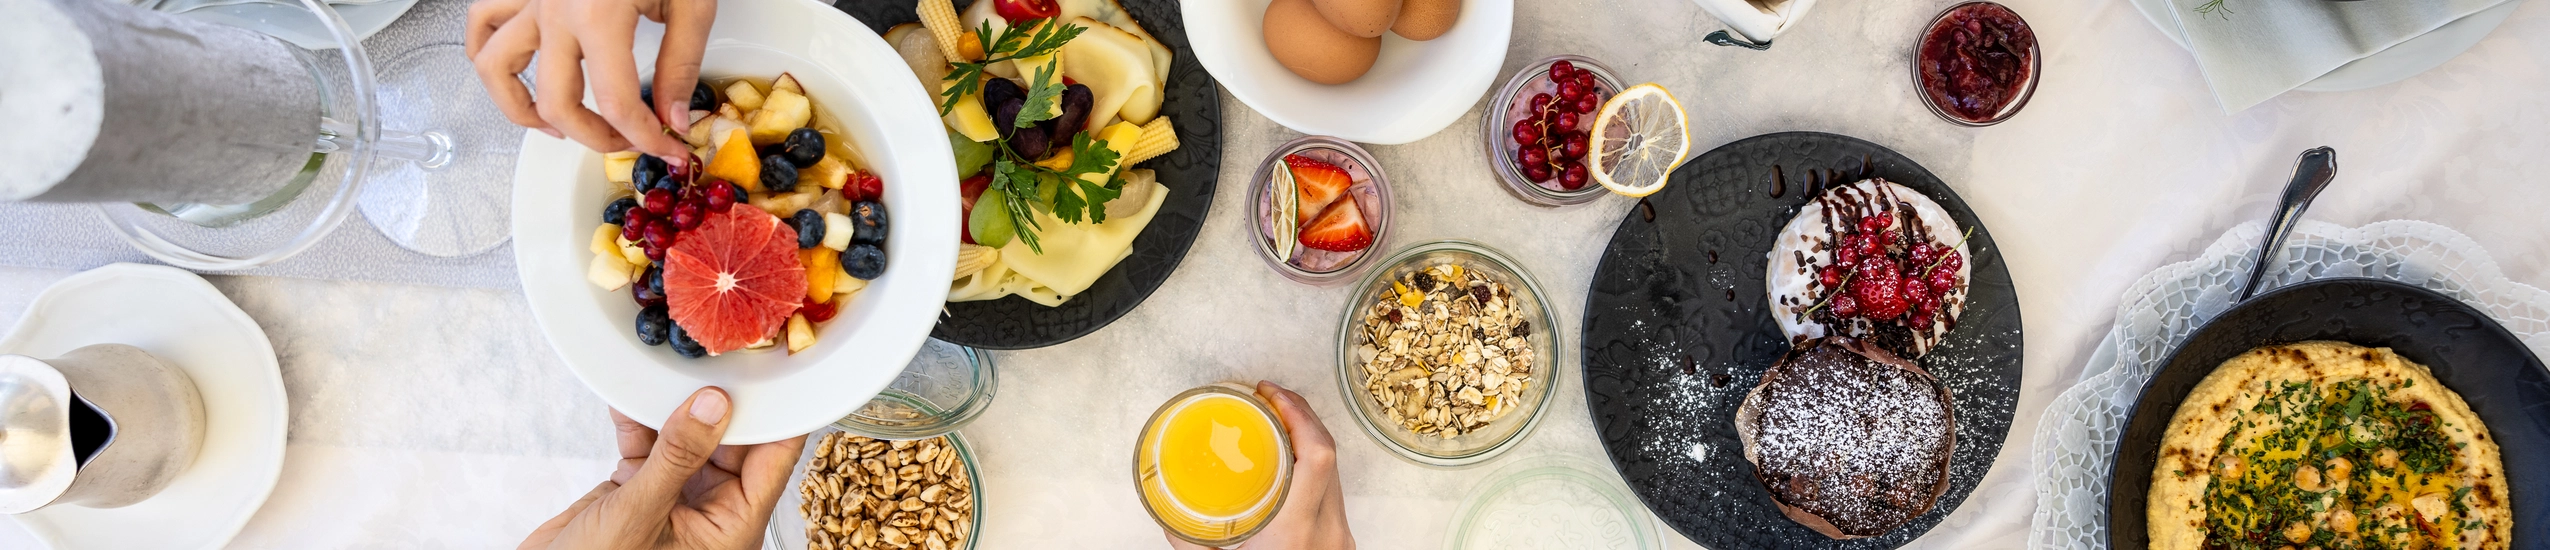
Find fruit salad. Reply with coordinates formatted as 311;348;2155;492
587;72;893;358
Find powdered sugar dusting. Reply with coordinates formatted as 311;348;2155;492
1743;342;1954;536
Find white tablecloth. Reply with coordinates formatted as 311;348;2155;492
6;0;2550;547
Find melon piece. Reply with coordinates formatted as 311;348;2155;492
785;314;816;354
803;247;840;303
706;129;761;191
663;204;808;355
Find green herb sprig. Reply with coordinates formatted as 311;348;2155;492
938;20;1086;115
936;17;1122;255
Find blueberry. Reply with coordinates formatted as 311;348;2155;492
603;197;639;225
780;129;825;168
760;154;799;193
650;173;682;194
689;81;717;112
632;265;665;306
635;304;671;346
841;243;887;280
850;201;890;245
792;209;825;249
633;155;669;189
669;324;707;358
726;181;749;203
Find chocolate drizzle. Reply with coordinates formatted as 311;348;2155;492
1785;179;1967;359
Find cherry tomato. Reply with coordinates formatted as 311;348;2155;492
994;0;1059;22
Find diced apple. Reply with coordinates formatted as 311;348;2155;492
603;152;640;184
804;247;839;303
747;88;812;145
785;314;815;354
822;213;854;251
724;80;765;112
753;191;817;218
617;235;648;266
591;224;621;256
805;155;850;190
626;253;649;280
940;81;998;143
836;274;868;297
706;129;761;191
773;73;804;96
587;253;633;290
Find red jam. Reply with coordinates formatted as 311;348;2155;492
1917;3;2036;123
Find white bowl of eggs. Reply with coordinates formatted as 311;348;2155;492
1183;0;1510;145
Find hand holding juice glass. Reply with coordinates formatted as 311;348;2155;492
1140;381;1355;550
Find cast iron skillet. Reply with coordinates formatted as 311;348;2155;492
835;0;1222;350
2107;148;2550;547
1580;132;2024;549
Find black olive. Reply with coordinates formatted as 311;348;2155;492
603;197;639;225
633;155;669;189
792;209;824;249
841;243;887;280
688;81;716;112
850;201;890;245
760;154;800;192
635;305;671;346
781;129;825;168
1050;84;1094;152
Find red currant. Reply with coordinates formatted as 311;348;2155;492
621;212;648;242
1556;112;1578;131
1512;119;1542;145
704;182;735;212
673;201;706;230
1518;145;1548;166
1560;161;1590;190
1576;94;1601;114
1559;81;1586;102
1562;132;1590;160
644;223;677;251
1818;265;1844;287
1830;295;1860;318
1522;162;1554;182
643;188;674;215
1550;60;1576;80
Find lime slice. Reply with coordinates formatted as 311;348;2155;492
1588;83;1690;198
1271;161;1299;259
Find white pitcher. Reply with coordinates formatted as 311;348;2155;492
1691;0;1821;50
0;344;207;514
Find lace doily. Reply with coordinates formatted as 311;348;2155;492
2026;220;2550;549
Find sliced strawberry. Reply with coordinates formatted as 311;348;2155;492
1286;154;1353;227
1298;198;1373;252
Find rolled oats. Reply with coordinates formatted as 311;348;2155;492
799;433;973;549
1353;263;1534;438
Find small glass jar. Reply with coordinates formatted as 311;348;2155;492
1912;2;2041;126
1484;55;1624;208
831;339;996;440
1248;136;1393;285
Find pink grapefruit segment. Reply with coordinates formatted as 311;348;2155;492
665;204;807;355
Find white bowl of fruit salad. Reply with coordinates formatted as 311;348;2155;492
511;0;958;445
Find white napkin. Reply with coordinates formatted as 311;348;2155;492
2167;0;2508;112
1690;0;1820;44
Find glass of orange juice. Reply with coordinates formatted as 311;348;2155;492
1134;383;1294;547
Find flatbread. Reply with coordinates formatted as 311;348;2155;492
2149;341;2511;550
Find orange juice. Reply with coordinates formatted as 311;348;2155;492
1136;385;1292;546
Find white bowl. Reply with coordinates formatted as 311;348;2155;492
511;0;958;445
1184;0;1512;145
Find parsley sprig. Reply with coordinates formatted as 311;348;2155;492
936;17;1122;255
938;20;1085;115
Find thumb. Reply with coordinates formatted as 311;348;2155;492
614;387;732;509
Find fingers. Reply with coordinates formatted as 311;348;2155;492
464;0;531;59
610;408;659;460
1162;530;1219;550
1257;381;1338;468
470;4;559;138
568;2;689;160
735;434;807;513
515;480;613;550
648;0;717;152
606;387;733;520
533;9;633;153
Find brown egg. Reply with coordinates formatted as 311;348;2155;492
1265;0;1382;85
1311;0;1401;38
1390;0;1460;41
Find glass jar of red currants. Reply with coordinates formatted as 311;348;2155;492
1483;55;1623;208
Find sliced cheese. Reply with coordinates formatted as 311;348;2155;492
991;180;1167;298
1059;18;1161;131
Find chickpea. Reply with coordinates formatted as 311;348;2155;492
2327;507;2359;535
2286;521;2315;543
2216;455;2246;479
2375;448;2401;469
2295;464;2328;492
2325;457;2353;492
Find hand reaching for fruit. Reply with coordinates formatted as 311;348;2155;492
466;0;713;163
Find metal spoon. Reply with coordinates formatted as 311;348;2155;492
1703;30;1773;50
2237;146;2338;301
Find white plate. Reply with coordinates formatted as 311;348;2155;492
0;263;288;550
1184;0;1512;144
2128;0;2524;93
512;0;959;445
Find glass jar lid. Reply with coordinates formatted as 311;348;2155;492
1446;455;1663;550
831;339;996;440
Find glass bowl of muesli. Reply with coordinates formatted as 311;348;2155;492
1333;240;1561;468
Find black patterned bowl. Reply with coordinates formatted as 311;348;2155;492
835;0;1223;350
1579;132;2024;549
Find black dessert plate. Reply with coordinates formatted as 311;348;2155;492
837;0;1222;350
2107;278;2550;547
1580;132;2024;548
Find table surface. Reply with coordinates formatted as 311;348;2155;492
8;0;2550;547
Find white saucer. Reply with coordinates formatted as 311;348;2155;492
1184;0;1512;144
0;264;289;550
2128;0;2524;93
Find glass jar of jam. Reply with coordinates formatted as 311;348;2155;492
1913;2;2040;126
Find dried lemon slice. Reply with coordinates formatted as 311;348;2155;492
1587;83;1689;197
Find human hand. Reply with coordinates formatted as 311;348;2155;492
465;0;713;162
519;387;807;550
1165;381;1356;550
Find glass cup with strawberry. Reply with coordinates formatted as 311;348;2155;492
1249;136;1392;285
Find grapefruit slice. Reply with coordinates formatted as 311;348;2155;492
664;203;808;355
